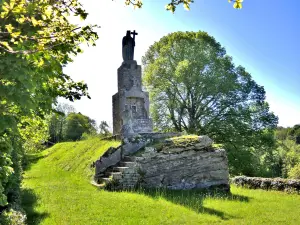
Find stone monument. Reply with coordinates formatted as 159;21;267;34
94;31;229;192
112;30;153;136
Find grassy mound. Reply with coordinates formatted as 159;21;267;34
22;137;300;225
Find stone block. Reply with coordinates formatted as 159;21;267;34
95;148;121;177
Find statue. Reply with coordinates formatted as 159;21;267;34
122;30;138;61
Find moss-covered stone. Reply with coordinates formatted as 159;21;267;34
168;135;200;147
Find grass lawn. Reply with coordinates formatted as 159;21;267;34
22;138;300;225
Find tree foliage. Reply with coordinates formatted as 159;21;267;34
288;163;300;179
18;116;49;153
142;31;278;175
48;103;76;144
123;0;244;12
0;0;98;217
273;125;300;178
47;103;99;142
99;121;110;136
64;113;97;141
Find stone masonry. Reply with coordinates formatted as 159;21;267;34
95;31;229;191
94;134;230;191
112;31;153;136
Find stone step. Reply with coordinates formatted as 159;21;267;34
105;172;123;179
105;167;114;173
90;180;106;189
123;156;136;162
113;167;129;172
99;177;111;184
119;162;135;167
105;171;122;176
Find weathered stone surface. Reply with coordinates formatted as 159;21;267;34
95;135;229;191
121;132;182;156
232;176;300;194
160;135;213;154
94;147;121;179
195;135;213;149
136;148;229;190
94;133;182;179
113;51;153;136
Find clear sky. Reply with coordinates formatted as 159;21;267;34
63;0;300;128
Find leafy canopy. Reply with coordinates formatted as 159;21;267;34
64;112;97;141
142;31;278;175
48;103;76;144
0;0;98;209
0;0;99;134
122;0;244;12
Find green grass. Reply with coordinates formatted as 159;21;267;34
22;137;300;225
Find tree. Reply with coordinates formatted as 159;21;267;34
0;0;98;139
275;126;290;141
142;31;278;175
288;163;300;179
19;116;49;153
48;103;76;143
0;0;98;217
99;121;110;136
64;113;97;141
123;0;244;12
289;124;300;144
277;139;300;178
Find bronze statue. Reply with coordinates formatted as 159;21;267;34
122;30;138;61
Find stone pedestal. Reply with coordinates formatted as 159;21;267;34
113;60;153;136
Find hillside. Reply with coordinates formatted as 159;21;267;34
22;137;300;225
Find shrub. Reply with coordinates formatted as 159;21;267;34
288;164;300;179
0;205;26;225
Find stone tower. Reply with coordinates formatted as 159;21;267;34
112;30;153;136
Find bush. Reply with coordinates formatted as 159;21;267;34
288;164;300;179
0;134;25;224
0;205;26;225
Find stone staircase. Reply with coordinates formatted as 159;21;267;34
94;156;140;189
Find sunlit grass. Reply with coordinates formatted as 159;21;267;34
22;137;300;225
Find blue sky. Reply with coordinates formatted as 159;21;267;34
63;0;300;128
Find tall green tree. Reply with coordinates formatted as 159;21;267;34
64;113;97;141
0;0;98;219
99;120;110;136
48;103;76;144
289;124;300;144
142;31;278;175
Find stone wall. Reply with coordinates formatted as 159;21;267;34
95;146;122;178
117;60;141;91
136;147;229;190
112;93;120;134
95;135;230;191
232;176;300;193
113;60;153;136
132;119;153;133
95;133;182;180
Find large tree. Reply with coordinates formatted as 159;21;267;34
142;31;278;175
0;0;98;219
64;112;97;141
48;103;76;144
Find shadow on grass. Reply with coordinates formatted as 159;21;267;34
23;154;47;171
21;188;49;225
132;187;250;220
